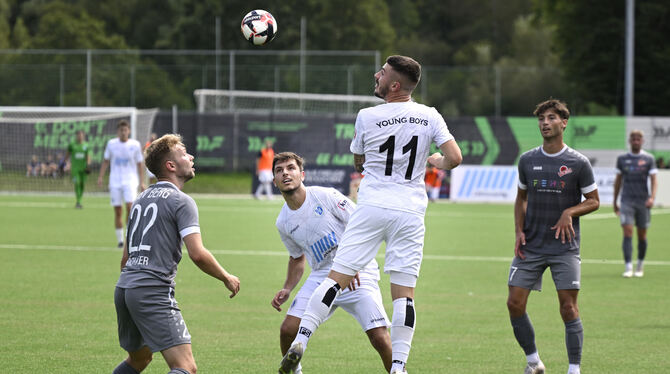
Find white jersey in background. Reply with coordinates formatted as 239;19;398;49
276;186;380;284
351;101;454;215
103;138;144;187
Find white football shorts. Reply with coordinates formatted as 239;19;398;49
332;205;425;287
110;184;139;206
258;170;273;183
287;272;389;331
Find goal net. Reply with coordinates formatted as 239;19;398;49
0;107;157;193
194;89;383;114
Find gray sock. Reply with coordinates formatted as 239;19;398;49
638;239;647;261
511;313;537;355
168;369;190;374
565;318;583;365
113;361;139;374
623;237;633;263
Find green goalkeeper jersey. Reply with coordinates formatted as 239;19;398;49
67;142;89;171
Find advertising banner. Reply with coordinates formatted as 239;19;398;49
450;165;518;202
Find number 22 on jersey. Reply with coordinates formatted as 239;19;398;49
128;203;158;253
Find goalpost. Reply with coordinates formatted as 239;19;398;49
194;89;383;114
0;106;158;193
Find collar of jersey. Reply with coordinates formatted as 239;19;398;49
155;181;178;190
540;144;568;157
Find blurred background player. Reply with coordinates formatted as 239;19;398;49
66;130;91;208
98;120;146;248
613;130;658;278
113;134;240;374
424;164;445;202
279;55;462;374
507;99;599;374
272;152;392;374
254;139;275;200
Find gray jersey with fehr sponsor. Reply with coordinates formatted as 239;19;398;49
518;146;596;255
616;151;657;204
116;181;200;289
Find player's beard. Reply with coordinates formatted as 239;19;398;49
374;80;387;100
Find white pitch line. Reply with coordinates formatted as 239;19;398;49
2;243;670;266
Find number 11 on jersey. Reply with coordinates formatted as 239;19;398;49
379;135;418;180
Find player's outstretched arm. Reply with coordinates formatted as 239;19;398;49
183;233;240;298
271;255;306;311
428;140;463;170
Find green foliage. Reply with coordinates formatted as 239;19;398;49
1;0;668;114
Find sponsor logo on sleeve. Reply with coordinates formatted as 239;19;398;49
337;200;348;210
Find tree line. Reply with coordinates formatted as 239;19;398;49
0;0;668;115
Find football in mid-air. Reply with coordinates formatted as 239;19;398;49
241;10;277;46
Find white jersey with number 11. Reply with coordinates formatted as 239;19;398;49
351;101;454;215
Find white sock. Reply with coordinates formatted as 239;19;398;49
526;351;541;364
294;277;341;349
391;297;415;371
115;228;124;244
625;262;633;272
637;260;644;271
568;363;580;373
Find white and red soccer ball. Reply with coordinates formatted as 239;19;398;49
241;10;277;46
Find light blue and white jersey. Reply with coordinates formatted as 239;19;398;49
276;186;380;283
103;137;143;187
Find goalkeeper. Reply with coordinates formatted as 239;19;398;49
66;130;91;208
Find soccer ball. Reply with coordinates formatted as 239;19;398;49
241;10;277;46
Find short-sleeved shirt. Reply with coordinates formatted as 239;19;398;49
103;138;143;187
276;186;380;283
350;101;454;215
517;145;597;255
67;142;89;171
616;151;657;205
116;181;200;289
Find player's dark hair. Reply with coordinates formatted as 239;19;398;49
117;119;130;129
533;99;570;120
145;134;183;178
272;152;304;173
386;55;421;86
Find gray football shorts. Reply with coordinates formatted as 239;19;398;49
508;251;581;291
114;286;191;353
619;202;651;228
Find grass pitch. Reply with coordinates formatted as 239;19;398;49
1;194;669;373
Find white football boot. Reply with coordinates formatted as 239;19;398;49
524;360;545;374
278;342;303;374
